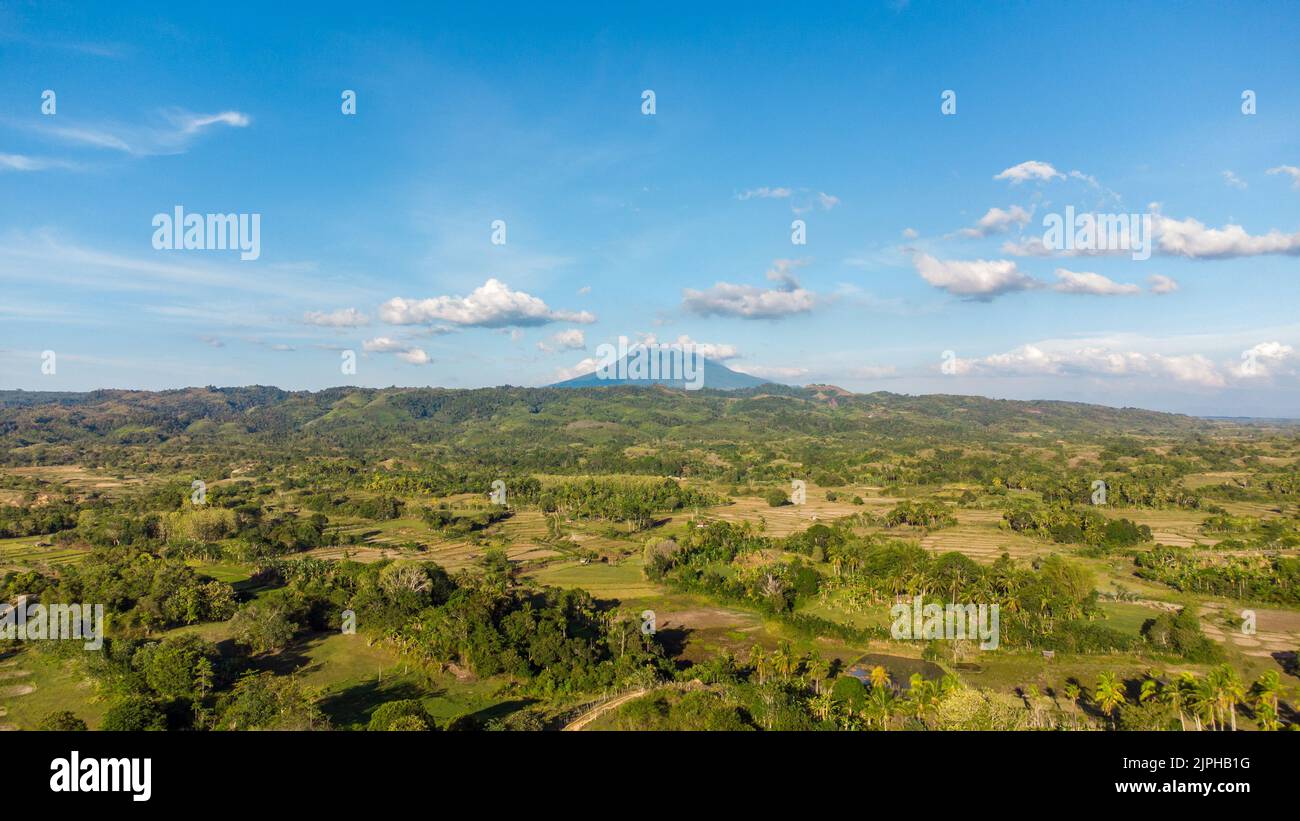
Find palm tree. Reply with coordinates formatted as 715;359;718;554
1160;673;1195;731
1094;672;1126;730
770;643;794;680
809;656;831;695
1190;676;1216;731
906;674;939;725
868;665;890;691
747;644;765;684
810;690;836;722
1208;665;1244;731
866;686;898;730
1250;670;1283;731
1061;680;1081;727
1138;672;1160;705
1024;684;1043;728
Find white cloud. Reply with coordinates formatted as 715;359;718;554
1231;341;1297;379
380;278;596;327
304;307;368;327
682;259;816;319
639;333;740;361
737;187;792;200
363;336;430;365
1148;274;1179;295
37;108;251;156
362;337;405;352
396;348;431;365
1000;236;1055;256
553;356;601;382
912;252;1038;299
994;161;1063;184
1222;170;1248;190
730;364;808;381
1051;268;1140;296
956;205;1032;238
537;328;586;353
901;227;919;239
956;344;1226;387
1153;213;1300;258
0;153;76;172
175;110;251;134
739;187;839;214
1267;165;1300;189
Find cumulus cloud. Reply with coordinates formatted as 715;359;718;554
1051;268;1140;296
1147;274;1179;295
1267;165;1300;189
639;333;739;361
912;252;1038;300
380;278;596;327
363;336;429;365
994;161;1063;184
1000;236;1055;256
396;348;431;365
1231;341;1297;379
362;337;405;352
1222;170;1248;190
954;344;1226;387
553;356;601;382
682;259;816;319
304;307;369;327
956;205;1032;238
1153;213;1300;258
537;328;586;353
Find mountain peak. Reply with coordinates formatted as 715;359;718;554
550;356;771;391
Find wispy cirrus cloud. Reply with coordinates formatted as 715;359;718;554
737;186;839;214
0;152;77;172
24;108;251;157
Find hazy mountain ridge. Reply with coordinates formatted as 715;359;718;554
0;384;1219;461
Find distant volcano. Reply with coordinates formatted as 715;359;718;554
550;356;771;390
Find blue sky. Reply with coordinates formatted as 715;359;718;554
2;0;1299;415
